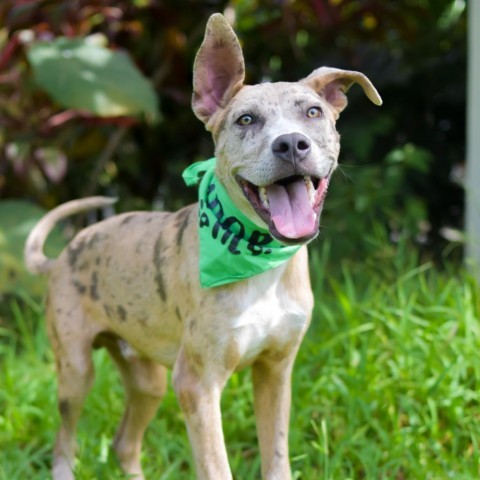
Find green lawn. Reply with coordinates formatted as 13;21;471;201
1;244;479;479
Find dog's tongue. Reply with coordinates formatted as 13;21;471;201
266;179;315;239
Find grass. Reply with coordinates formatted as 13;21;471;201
1;240;480;479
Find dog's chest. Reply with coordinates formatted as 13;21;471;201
225;269;311;368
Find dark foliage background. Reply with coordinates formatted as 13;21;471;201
0;0;466;276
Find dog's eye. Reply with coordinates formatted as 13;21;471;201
236;114;255;126
306;107;322;118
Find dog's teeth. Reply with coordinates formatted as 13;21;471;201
304;176;315;205
259;186;269;208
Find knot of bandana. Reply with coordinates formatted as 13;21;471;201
182;158;301;288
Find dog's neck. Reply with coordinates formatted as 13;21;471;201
183;158;301;288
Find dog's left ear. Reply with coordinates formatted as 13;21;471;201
192;14;245;127
301;67;382;119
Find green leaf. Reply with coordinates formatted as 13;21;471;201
26;37;159;122
385;143;433;173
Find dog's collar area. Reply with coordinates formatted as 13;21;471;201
182;158;302;288
236;174;329;244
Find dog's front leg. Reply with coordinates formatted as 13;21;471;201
252;356;297;480
173;346;233;480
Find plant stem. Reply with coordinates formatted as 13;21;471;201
83;125;129;198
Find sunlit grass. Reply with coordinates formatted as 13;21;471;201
1;244;479;479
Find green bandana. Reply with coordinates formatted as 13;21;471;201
183;158;301;288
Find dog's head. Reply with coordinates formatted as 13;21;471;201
192;13;382;245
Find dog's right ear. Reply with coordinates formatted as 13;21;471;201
192;14;245;127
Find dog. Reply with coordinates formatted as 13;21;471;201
25;13;381;480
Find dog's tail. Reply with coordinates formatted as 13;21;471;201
24;196;117;275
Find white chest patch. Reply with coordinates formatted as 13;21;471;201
228;268;310;366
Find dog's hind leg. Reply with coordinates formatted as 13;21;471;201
47;310;97;480
103;336;167;479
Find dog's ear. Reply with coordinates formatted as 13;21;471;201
301;67;382;119
192;14;245;126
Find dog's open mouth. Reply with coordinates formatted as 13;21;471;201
237;174;329;244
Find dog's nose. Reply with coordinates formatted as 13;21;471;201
272;133;311;164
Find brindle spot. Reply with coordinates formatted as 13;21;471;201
175;307;181;322
95;256;101;266
71;279;87;295
78;260;90;272
103;304;113;319
117;305;127;322
153;235;167;302
237;127;248;142
59;399;70;417
120;214;135;226
67;238;86;270
175;208;191;248
189;319;197;334
90;271;99;301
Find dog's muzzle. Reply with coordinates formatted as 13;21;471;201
236;131;330;245
237;173;329;245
